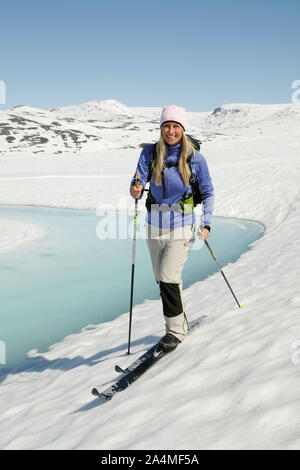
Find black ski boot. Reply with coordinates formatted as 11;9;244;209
156;333;181;353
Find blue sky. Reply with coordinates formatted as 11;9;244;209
0;0;299;111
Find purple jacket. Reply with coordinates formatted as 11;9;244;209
131;142;214;229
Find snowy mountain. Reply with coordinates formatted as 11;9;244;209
1;99;300;155
51;99;136;121
205;102;300;135
0;100;160;154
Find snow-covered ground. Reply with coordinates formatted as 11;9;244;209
0;100;300;449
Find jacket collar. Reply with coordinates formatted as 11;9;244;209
166;142;182;159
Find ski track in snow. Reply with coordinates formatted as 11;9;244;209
0;101;300;450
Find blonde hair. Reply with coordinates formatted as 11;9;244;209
152;132;194;186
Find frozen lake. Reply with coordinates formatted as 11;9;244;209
0;206;264;368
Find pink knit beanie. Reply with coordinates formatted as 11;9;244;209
160;104;187;131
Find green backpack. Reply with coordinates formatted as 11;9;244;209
145;135;203;214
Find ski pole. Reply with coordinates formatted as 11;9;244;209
204;239;244;309
127;172;140;354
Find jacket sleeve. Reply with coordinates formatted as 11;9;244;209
130;145;153;194
195;153;214;227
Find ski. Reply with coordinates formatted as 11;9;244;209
91;316;206;401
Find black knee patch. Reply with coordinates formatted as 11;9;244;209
159;281;183;317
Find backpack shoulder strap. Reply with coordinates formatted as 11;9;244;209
186;134;201;151
187;152;196;183
147;143;158;182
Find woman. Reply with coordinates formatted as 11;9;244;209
130;104;214;352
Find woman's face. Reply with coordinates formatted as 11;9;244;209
161;121;183;146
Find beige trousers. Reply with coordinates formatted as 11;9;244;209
146;224;194;342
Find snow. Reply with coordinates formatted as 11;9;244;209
0;100;300;450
